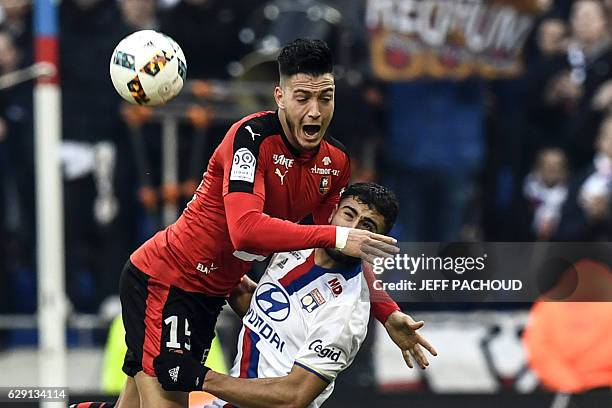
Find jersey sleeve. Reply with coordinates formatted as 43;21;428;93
313;152;351;225
294;294;369;383
363;262;401;323
222;121;268;200
224;193;337;252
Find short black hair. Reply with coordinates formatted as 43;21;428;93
340;183;399;234
277;38;333;79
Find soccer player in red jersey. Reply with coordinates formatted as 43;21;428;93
114;39;422;408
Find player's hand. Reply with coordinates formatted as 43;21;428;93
228;276;257;317
340;229;399;264
154;351;209;392
384;311;437;369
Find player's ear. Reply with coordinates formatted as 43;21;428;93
274;86;285;110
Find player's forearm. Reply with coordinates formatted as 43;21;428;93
225;193;337;252
203;371;301;408
233;212;337;252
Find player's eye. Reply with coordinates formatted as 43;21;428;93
320;96;332;102
362;223;375;232
343;211;354;219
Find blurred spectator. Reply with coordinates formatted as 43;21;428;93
0;29;34;241
555;115;612;240
524;301;612;394
383;79;484;242
523;147;569;240
0;29;35;313
160;0;250;79
522;15;571;166
0;93;8;317
527;0;612;167
537;18;569;57
118;0;159;30
0;0;32;63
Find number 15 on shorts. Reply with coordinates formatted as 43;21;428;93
164;315;191;351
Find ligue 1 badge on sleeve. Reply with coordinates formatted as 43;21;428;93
319;176;330;195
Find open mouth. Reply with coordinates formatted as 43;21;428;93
303;125;321;136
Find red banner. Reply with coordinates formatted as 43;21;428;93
366;0;545;80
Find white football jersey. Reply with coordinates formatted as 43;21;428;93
207;249;370;408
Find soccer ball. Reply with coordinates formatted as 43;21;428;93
110;30;187;106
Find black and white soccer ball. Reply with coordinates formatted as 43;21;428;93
110;30;187;106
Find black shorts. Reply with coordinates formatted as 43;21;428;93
119;261;226;377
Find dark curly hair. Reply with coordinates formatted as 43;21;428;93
340;183;399;234
277;38;333;79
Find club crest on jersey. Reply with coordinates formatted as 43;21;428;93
319;176;331;195
300;288;326;313
230;148;256;183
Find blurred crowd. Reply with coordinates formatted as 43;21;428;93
0;0;611;313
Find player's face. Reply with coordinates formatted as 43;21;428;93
275;73;335;152
324;196;387;265
332;197;386;233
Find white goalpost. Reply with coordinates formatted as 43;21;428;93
34;1;67;407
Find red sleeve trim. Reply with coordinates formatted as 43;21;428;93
363;262;401;323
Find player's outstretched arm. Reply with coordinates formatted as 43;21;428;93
224;193;399;259
154;352;326;408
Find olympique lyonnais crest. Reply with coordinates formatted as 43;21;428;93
366;0;545;81
319;176;330;195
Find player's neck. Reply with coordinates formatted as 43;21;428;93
315;247;362;270
314;248;340;269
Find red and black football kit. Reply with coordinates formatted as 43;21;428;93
121;110;399;377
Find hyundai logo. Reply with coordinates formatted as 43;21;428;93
255;283;290;321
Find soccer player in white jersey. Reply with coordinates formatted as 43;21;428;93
154;183;437;408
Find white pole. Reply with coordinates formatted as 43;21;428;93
162;116;179;226
34;83;67;408
34;0;66;404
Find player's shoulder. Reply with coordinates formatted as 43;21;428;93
229;110;281;145
322;134;350;164
307;271;369;339
266;249;314;277
323;134;351;167
299;266;366;315
325;268;366;304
